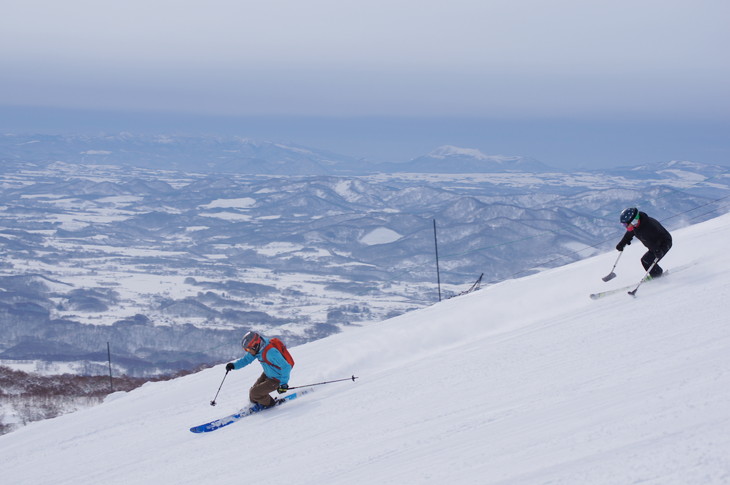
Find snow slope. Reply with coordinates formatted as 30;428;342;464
2;213;730;484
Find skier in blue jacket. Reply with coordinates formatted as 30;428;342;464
225;332;292;409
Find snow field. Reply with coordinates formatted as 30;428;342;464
1;213;729;484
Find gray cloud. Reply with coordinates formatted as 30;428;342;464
1;0;729;119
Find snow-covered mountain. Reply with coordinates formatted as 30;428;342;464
376;145;554;173
1;159;728;377
1;212;729;484
0;133;366;175
2;134;553;174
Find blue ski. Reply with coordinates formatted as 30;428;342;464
190;388;313;433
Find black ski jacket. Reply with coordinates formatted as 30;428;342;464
619;211;672;253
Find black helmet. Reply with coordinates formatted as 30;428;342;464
620;207;639;226
241;331;263;353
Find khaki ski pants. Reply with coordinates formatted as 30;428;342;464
249;373;279;407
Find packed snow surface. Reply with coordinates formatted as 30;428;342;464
2;213;730;484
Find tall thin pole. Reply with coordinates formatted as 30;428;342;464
107;342;114;393
433;219;442;302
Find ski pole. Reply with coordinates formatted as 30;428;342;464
210;369;230;406
286;375;359;390
602;251;623;282
628;258;658;296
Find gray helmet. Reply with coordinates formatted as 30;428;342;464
241;331;263;353
620;207;639;225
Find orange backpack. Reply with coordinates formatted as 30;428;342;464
261;338;295;369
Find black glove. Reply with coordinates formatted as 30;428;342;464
277;384;289;394
225;362;235;372
616;238;631;251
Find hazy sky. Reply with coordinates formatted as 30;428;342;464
2;0;729;167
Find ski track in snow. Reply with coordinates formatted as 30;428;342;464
1;214;730;484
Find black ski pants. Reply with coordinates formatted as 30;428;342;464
641;240;672;278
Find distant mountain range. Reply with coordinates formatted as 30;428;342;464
7;133;729;180
1;133;552;175
375;145;553;173
1;133;728;377
0;133;363;175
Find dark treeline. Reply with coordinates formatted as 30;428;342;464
0;365;205;435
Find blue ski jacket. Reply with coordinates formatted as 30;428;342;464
232;336;291;386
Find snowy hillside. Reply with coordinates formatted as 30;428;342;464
2;213;730;484
4;161;726;376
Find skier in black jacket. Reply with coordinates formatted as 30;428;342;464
616;207;672;278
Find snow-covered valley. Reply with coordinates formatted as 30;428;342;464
1;156;728;378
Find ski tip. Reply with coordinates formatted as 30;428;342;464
589;294;599;300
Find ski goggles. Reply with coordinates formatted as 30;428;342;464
623;219;639;231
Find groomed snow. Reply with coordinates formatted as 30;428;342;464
1;213;729;484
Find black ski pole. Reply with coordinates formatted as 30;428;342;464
602;251;623;282
210;369;230;406
286;375;358;390
628;257;659;296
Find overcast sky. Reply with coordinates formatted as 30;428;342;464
2;0;729;167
